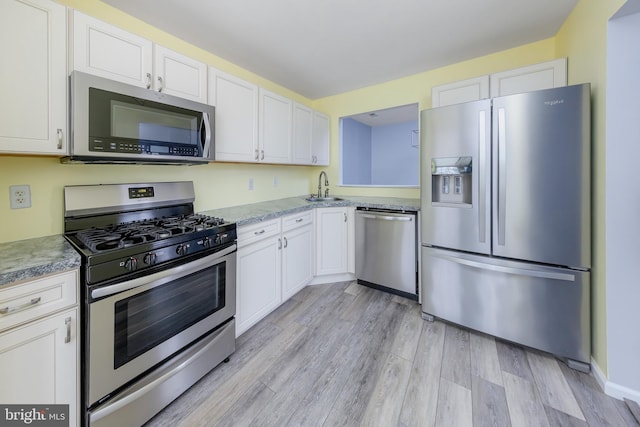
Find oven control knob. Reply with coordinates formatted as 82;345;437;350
143;253;157;265
176;244;189;256
124;257;138;271
214;234;222;245
201;237;212;248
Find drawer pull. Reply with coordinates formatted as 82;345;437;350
296;218;303;223
254;229;266;235
0;297;42;315
65;317;71;344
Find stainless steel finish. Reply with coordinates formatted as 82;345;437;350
421;312;434;322
90;245;236;299
89;319;235;427
65;316;71;343
88;250;236;405
157;76;163;92
0;297;41;315
317;170;329;198
145;73;152;89
305;196;342;202
324;188;330;198
355;209;417;298
420;99;492;255
56;128;63;149
64;181;195;217
422;247;591;363
491;85;591;267
68;71;214;164
566;358;591;373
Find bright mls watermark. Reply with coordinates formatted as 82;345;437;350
0;405;68;427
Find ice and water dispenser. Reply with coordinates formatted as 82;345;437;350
431;157;472;205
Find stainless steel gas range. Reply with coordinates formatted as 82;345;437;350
63;181;236;427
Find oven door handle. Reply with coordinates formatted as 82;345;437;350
91;244;237;300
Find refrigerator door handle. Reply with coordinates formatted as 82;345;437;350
478;110;487;243
436;253;576;282
497;108;507;246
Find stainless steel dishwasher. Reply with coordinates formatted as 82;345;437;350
355;208;418;300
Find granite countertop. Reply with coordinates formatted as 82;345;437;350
200;195;420;226
0;235;81;287
0;195;419;287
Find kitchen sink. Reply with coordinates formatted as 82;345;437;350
305;196;343;202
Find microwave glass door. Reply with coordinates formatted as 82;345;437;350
89;87;202;148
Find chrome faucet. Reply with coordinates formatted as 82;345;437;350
318;171;329;198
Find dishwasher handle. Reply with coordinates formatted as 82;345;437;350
358;213;413;222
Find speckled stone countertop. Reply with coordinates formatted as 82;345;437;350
200;195;420;227
0;235;81;287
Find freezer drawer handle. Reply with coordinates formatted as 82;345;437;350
436;253;575;282
360;213;412;222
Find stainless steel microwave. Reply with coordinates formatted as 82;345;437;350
65;71;214;165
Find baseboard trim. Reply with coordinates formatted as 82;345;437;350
591;357;640;404
309;273;355;285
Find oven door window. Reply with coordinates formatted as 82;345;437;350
113;263;225;369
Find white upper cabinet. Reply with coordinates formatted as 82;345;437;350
311;111;330;166
431;76;490;107
153;45;207;103
259;88;292;164
208;68;259;162
70;10;153;88
490;58;567;97
0;0;67;155
292;103;313;164
71;11;207;102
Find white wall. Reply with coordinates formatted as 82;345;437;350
371;120;419;186
605;3;640;402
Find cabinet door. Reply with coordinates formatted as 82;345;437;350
490;58;567;97
315;208;349;275
71;10;153;88
154;44;207;103
431;75;490;108
282;224;314;300
209;68;259;162
236;236;281;336
312;111;330;165
0;0;66;154
0;308;78;427
259;89;292;164
292;103;313;165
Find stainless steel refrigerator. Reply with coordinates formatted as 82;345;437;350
420;83;591;370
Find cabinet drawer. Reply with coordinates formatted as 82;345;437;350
237;219;281;246
282;210;313;232
0;270;78;333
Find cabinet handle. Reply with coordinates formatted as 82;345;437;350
261;150;265;160
254;229;265;235
344;213;347;222
313;155;317;164
278;237;282;249
157;76;164;92
56;128;63;149
255;149;259;161
0;297;41;315
295;218;303;223
283;237;288;248
64;317;71;344
146;73;152;89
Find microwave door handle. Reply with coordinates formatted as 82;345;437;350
201;112;212;159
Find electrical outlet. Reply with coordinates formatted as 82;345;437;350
10;185;31;209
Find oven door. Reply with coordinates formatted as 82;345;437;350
86;244;236;407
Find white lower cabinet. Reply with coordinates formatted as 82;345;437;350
236;211;314;336
0;270;79;427
315;207;354;276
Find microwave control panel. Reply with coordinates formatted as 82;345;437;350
90;138;200;157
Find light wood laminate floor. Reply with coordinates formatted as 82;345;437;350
146;282;639;427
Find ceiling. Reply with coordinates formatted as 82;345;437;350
101;0;578;100
348;103;419;127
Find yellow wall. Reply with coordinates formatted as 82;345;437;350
312;38;557;198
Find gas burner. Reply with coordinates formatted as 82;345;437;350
74;213;228;254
